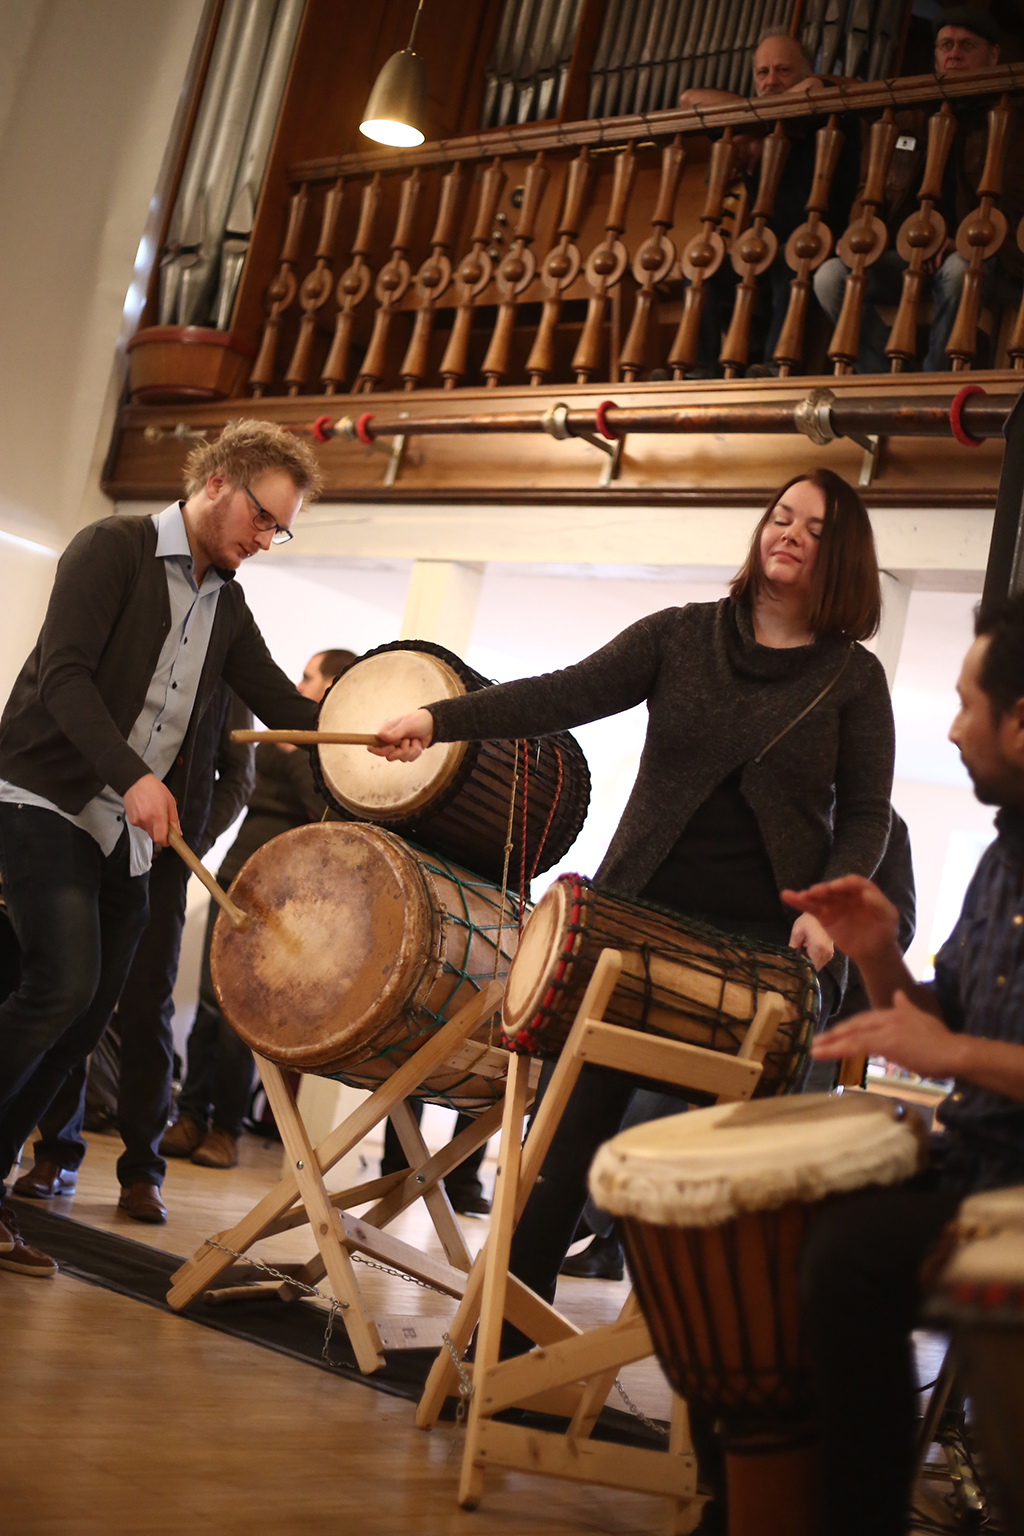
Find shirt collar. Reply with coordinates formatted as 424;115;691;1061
153;502;231;587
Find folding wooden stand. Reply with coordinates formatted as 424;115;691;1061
167;980;540;1374
415;949;787;1532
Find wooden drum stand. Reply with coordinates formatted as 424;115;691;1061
415;948;787;1531
167;980;543;1375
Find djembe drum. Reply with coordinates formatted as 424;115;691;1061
501;875;819;1096
210;822;527;1112
310;640;591;885
590;1094;924;1536
929;1184;1024;1533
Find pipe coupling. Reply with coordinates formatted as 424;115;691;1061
794;387;838;447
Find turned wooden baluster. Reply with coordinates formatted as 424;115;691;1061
668;129;734;381
946;95;1012;372
572;144;637;384
440;158;507;390
250;184;309;397
720;122;790;379
355;168;424;393
284;178;346;395
481;153;549;387
619;135;686;382
1006;217;1024;369
526;147;593;386
828;109;899;375
321;175;382;394
774;115;845;378
885;103;957;372
400;164;465;390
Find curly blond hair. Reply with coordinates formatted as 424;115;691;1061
183;419;323;503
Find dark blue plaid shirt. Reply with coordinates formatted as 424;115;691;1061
931;807;1024;1185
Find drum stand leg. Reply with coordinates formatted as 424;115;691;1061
166;981;505;1372
426;950;784;1521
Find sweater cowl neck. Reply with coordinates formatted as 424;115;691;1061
723;598;845;684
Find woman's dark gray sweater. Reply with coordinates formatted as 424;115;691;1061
428;599;895;901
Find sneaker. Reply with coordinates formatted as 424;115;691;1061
191;1127;239;1169
159;1115;206;1158
0;1208;58;1277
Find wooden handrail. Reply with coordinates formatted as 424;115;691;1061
290;66;1024;183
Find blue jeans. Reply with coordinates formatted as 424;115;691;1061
0;803;149;1196
813;248;993;373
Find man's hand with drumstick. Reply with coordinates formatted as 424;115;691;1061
123;773;181;848
371;708;435;762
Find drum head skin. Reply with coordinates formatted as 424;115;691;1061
503;878;574;1033
210;823;435;1069
317;649;467;819
590;1093;925;1228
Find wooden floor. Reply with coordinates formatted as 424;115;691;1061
1;1127;967;1534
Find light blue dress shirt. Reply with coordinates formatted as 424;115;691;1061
0;504;224;875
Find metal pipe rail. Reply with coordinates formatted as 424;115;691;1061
323;388;1014;446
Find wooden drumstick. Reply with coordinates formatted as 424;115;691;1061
167;828;250;931
229;729;383;746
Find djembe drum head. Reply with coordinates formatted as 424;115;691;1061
310;639;591;885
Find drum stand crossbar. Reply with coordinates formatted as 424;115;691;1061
167;980;539;1374
416;949;788;1533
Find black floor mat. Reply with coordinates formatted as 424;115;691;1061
8;1198;668;1447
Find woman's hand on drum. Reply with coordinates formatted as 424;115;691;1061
370;708;435;762
809;990;968;1080
788;911;834;970
782;875;899;968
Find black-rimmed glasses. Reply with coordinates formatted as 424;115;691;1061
243;485;294;545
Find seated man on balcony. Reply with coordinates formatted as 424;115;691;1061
679;27;857;374
814;8;1021;373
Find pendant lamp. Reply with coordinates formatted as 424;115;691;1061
360;0;428;147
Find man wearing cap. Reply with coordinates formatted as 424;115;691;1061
814;8;1020;373
0;419;322;1277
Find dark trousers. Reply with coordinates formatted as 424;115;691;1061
0;804;149;1197
381;1106;487;1193
176;897;255;1137
799;1174;963;1536
33;845;190;1187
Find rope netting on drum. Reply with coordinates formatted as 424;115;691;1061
327;843;525;1114
511;881;820;1095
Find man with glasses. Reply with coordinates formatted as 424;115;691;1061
0;418;322;1276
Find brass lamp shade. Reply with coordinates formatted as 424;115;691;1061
360;48;428;147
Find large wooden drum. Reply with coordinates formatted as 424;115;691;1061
210;822;527;1112
930;1185;1024;1533
590;1094;924;1536
310;640;591;886
501;875;819;1095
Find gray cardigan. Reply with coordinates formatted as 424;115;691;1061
428;599;895;902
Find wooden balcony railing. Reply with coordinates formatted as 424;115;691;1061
225;64;1024;401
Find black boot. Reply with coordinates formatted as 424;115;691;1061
558;1230;624;1281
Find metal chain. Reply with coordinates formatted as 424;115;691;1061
442;1331;474;1424
349;1252;441;1292
203;1238;348;1367
613;1376;670;1437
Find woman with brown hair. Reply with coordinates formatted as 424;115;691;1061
373;467;894;1338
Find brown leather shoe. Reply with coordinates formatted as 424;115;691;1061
191;1127;239;1169
159;1115;206;1158
12;1160;78;1199
118;1182;167;1224
0;1208;58;1277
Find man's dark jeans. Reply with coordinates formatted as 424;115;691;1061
0;803;149;1197
176;897;255;1137
32;844;189;1188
